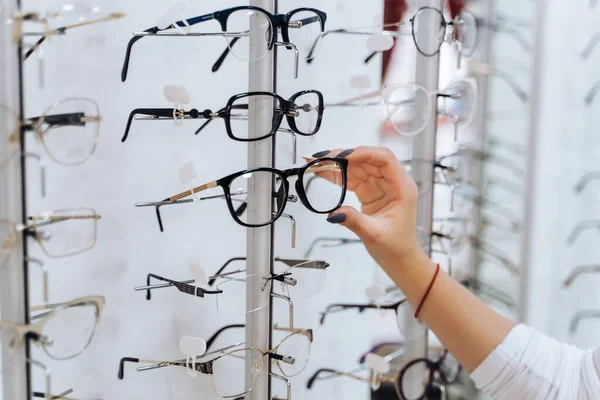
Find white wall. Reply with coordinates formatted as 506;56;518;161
18;0;389;399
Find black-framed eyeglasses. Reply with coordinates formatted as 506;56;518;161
121;6;327;81
135;157;348;230
122;90;324;147
307;349;461;400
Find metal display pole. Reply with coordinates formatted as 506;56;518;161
469;0;495;283
402;0;444;392
245;0;276;399
519;0;546;324
0;0;31;398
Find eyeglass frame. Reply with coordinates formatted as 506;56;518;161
121;90;324;143
117;326;312;397
1;208;101;265
0;98;102;168
121;6;327;82
0;296;104;360
135;157;348;229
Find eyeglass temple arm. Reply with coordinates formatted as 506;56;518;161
470;237;520;275
581;32;600;60
195;105;247;135
566;220;600;246
271;293;294;329
563;264;600;287
122;108;176;142
493;68;529;102
306;368;370;389
205;324;245;352
584;77;600;106
569;310;600;334
121;13;214;81
208;257;248;286
320;302;400;324
270;372;291;400
574;171;600;194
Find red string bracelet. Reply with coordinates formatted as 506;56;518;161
414;264;441;319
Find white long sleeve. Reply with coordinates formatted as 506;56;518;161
470;324;600;400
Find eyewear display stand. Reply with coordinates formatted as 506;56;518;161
402;0;444;393
0;0;31;398
245;0;277;399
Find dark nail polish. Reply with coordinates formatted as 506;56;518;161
312;150;330;157
337;149;354;158
327;214;346;224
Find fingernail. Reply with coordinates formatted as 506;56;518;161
336;149;354;158
327;214;346;224
312;150;330;157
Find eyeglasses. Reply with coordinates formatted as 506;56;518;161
137;258;329;315
122;90;324;162
0;296;104;360
135;157;347;230
1;208;101;266
118;326;312;397
10;9;124;60
319;294;426;340
305;22;411;64
121;6;327;81
327;78;477;139
0;98;101;169
307;8;477;67
307;349;461;400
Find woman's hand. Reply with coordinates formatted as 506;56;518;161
311;146;429;273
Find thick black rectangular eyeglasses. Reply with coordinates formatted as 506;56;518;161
121;90;324;143
135;157;347;230
121;6;327;81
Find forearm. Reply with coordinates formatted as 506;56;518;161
385;252;516;372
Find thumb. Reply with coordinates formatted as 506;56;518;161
326;206;375;241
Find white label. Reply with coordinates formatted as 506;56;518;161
367;34;394;52
157;2;189;31
350;74;372;90
189;262;209;287
365;284;386;301
365;353;390;374
179;161;197;186
164;85;191;105
179;336;207;356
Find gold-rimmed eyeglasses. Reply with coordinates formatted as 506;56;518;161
1;208;101;267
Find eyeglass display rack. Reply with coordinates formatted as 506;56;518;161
0;0;546;398
402;0;444;390
244;0;277;398
0;0;30;398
